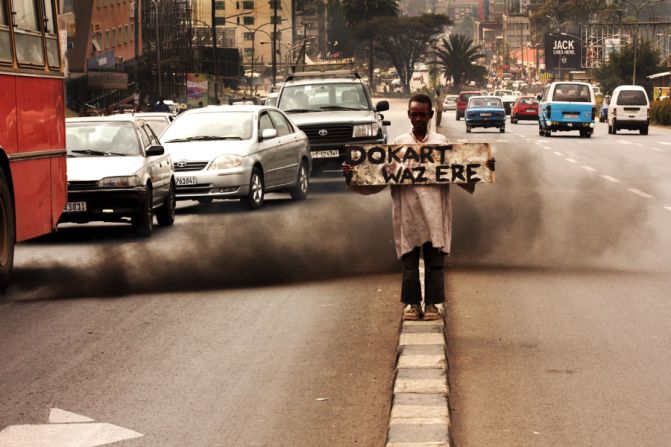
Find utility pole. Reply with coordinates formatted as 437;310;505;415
272;0;278;89
211;0;218;102
151;0;162;97
133;0;139;99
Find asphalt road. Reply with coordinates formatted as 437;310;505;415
0;101;413;447
441;111;671;446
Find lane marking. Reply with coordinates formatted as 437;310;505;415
582;165;596;172
652;147;664;152
659;142;671;146
628;188;652;198
665;206;671;212
601;175;621;183
543;146;552;150
553;151;564;156
565;158;578;163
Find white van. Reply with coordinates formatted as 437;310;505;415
607;85;650;135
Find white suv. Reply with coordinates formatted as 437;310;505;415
608;85;650;135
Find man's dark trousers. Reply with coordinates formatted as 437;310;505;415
401;241;445;305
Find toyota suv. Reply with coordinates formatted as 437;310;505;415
276;69;390;175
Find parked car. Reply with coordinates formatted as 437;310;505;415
264;92;279;106
456;91;481;120
161;105;311;209
510;96;539;123
129;112;174;137
607;85;650;135
443;94;458;110
61;116;176;237
599;95;610;122
464;96;506;133
538;82;596;138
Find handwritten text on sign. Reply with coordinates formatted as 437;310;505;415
346;143;494;186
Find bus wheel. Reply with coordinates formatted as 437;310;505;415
0;169;15;292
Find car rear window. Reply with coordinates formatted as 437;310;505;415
553;84;591;102
459;93;478;101
616;90;648;106
519;97;537;105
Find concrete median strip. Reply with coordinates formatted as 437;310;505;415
386;318;452;447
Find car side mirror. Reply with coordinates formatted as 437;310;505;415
146;145;164;156
382;120;391;126
260;128;277;141
375;100;390;112
536;95;542;101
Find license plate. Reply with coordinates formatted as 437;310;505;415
176;176;197;186
64;201;87;212
312;150;340;159
480;113;492;117
564;114;579;119
526;109;536;113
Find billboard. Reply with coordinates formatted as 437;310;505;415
187;73;209;107
544;34;581;72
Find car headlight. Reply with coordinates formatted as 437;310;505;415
98;175;140;187
208;154;242;170
352;123;380;138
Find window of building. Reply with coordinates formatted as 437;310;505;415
270;15;280;24
243;16;254;25
242;0;253;8
105;30;110;48
215;1;225;9
244;32;253;41
111;28;116;47
130;23;134;41
125;24;129;43
215;17;227;25
244;48;253;56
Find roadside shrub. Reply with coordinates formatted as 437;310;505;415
651;98;671;125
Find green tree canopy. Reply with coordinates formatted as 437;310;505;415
594;40;663;96
369;14;451;93
432;34;487;92
327;0;353;57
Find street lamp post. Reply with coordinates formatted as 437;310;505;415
151;0;162;97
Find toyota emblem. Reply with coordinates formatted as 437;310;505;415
318;129;328;136
177;160;187;168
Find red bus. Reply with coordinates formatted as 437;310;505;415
0;0;67;289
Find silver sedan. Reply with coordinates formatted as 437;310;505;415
161;105;311;209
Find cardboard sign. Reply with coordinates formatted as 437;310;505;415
346;143;494;186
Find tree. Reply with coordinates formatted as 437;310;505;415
327;0;353;58
342;0;399;89
370;14;451;93
594;40;663;96
531;0;616;36
432;34;487;92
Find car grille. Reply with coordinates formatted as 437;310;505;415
299;125;353;144
175;184;212;194
174;161;209;172
68;180;99;191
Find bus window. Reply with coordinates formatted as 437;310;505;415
43;0;60;68
0;0;11;62
13;0;45;66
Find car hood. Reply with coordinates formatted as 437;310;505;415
163;140;252;161
285;110;378;126
67;156;145;181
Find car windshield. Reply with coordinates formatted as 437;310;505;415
161;111;253;142
144;118;170;136
616;90;647;106
66;122;141;157
553;84;591;102
278;83;370;112
469;97;503;108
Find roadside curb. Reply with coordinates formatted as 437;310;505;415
385;318;452;447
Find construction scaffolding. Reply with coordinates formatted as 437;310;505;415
141;0;193;101
581;22;671;68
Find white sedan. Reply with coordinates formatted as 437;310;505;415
161;105;311;209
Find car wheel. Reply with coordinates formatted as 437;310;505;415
289;160;309;200
0;169;15;292
612;120;617;134
132;186;153;237
456;113;460;121
466;125;471;133
156;182;176;226
538;127;544;136
242;167;264;210
511;115;517;124
499;126;505;133
641;126;648;135
545;129;551;137
608;124;612;134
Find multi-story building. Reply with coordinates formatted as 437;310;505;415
295;0;326;58
502;13;529;50
192;0;293;76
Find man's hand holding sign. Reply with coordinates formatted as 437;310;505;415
341;93;495;322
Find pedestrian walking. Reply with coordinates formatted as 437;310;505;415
343;93;494;321
434;89;445;127
154;98;170;113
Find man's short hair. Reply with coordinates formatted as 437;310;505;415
409;93;433;111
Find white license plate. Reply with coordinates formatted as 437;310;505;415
64;201;87;212
176;176;197;186
526;109;536;113
564;114;579;119
312;150;340;159
480;113;492;117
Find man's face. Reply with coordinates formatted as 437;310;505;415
408;101;433;132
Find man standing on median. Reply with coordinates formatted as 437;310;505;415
343;93;494;321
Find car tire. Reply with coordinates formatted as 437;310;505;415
456;113;460;121
612;120;617;134
511;115;517;124
289;160;309;201
242;167;264;210
466;126;471;133
499;126;505;133
538;127;544;136
156;182;176;226
641;126;648;135
0;169;15;292
132;187;153;238
607;124;612;134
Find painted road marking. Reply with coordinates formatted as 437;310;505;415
0;409;143;446
554;151;564;156
665;206;671;212
659;142;671;146
566;158;578;163
601;175;621;183
652;147;664;152
628;188;653;198
582;165;596;172
543;146;552;150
